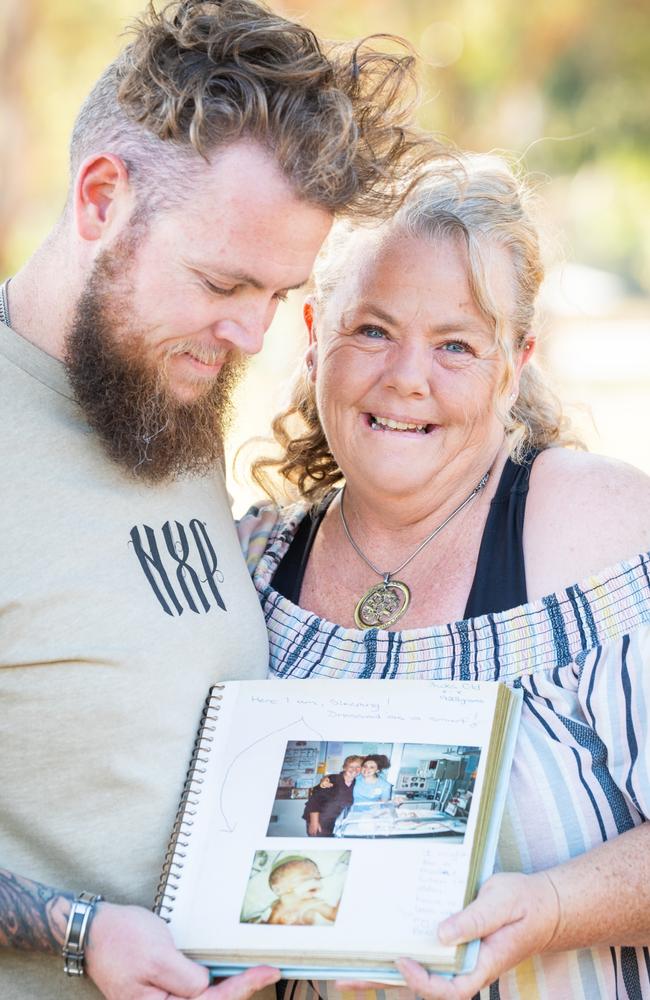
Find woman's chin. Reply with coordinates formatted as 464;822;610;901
346;472;437;503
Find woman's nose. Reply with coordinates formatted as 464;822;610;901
384;341;430;397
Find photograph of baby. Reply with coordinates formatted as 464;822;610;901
266;741;481;842
240;850;351;926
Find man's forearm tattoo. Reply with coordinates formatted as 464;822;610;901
0;868;73;954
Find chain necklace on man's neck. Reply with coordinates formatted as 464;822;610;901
339;471;490;630
0;279;11;328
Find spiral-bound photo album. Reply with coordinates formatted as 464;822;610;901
154;678;522;983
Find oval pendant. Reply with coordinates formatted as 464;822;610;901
354;579;411;630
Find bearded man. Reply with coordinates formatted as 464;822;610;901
0;2;432;998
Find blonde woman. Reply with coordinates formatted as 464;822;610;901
239;154;650;1000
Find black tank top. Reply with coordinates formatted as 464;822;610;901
271;451;539;619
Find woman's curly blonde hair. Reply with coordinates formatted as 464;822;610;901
68;0;439;217
252;154;583;504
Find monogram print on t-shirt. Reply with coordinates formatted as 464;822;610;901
129;519;226;616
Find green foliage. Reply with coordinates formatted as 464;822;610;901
1;0;649;289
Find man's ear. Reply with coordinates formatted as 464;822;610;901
74;153;133;242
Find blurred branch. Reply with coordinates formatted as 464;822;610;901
0;0;36;276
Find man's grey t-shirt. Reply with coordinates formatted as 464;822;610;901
0;322;270;998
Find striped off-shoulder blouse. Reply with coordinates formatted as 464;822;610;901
238;503;650;1000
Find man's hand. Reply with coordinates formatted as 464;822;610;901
337;871;560;1000
87;902;280;1000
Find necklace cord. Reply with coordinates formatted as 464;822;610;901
339;470;490;581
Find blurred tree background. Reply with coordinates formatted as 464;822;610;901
1;0;648;508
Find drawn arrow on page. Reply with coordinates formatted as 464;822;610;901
216;716;325;832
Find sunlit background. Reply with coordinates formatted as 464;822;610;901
1;0;648;514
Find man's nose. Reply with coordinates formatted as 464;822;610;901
212;298;277;356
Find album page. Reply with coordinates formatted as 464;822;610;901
157;678;521;981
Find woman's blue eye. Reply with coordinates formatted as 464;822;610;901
443;340;470;353
360;325;387;339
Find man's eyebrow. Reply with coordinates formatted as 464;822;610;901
279;279;309;293
193;264;308;293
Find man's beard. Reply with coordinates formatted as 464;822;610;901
64;243;247;484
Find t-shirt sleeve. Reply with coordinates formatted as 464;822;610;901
577;625;650;821
236;502;280;575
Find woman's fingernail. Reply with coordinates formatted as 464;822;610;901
437;922;459;946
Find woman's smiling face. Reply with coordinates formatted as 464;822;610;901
308;229;527;503
361;760;379;779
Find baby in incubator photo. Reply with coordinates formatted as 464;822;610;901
240;850;350;926
267;857;338;926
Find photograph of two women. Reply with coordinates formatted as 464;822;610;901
266;739;480;841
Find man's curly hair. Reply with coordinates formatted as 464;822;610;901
69;0;438;216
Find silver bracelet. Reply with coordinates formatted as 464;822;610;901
62;892;104;977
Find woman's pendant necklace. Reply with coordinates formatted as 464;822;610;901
340;471;490;630
353;576;411;630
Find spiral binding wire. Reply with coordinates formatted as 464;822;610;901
153;684;225;920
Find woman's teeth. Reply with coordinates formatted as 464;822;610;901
370;415;428;433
